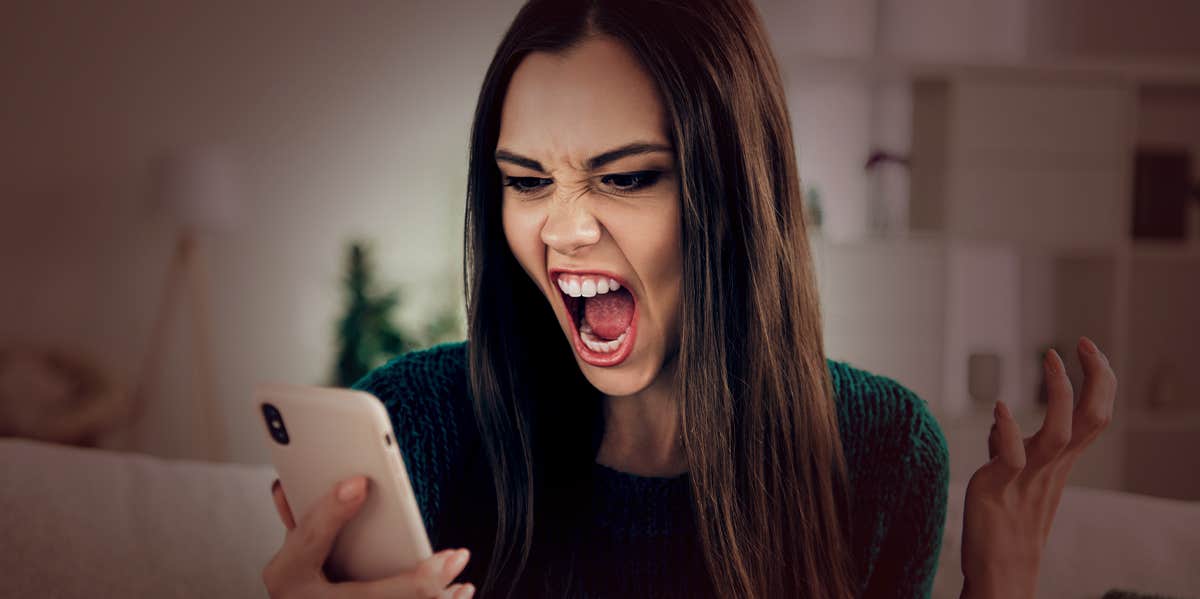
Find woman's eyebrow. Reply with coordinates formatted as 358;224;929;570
494;141;672;174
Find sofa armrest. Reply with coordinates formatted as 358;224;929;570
934;480;1200;599
0;438;280;598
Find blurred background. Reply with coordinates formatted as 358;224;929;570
2;0;1198;501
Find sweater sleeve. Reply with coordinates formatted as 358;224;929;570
861;382;951;599
349;341;472;547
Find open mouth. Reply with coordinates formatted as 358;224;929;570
549;268;639;368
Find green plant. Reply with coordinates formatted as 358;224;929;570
804;184;823;228
331;242;416;387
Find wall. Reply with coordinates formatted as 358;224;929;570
5;0;1198;479
1028;0;1200;62
0;0;523;463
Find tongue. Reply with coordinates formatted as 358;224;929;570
583;288;634;340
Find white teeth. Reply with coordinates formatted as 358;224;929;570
555;273;624;297
579;325;629;353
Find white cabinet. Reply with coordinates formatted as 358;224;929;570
774;0;1200;498
812;234;1128;489
911;76;1136;251
811;233;948;408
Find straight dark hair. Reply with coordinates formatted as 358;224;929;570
457;0;855;597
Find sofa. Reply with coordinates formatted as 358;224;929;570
2;438;1197;599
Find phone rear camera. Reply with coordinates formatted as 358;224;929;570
261;403;290;445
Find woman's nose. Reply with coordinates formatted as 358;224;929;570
540;198;601;256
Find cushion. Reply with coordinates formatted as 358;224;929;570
4;439;1199;599
933;480;1200;599
0;438;280;598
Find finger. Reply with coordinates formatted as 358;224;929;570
1039;460;1072;545
989;400;1026;485
438;582;478;599
336;548;471;599
271;479;296;530
1067;336;1117;455
287;475;369;569
1026;348;1073;469
987;422;999;461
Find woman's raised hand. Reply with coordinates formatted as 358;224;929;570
960;336;1117;599
262;475;476;599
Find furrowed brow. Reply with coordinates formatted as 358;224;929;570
494;149;545;173
585;142;672;170
494;141;672;174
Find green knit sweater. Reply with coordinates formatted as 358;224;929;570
351;341;949;598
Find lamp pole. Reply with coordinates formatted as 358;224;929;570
128;146;242;462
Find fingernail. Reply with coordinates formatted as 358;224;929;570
1079;336;1098;355
461;583;476;598
1044;348;1061;374
337;477;365;502
444;548;469;574
996;400;1010;420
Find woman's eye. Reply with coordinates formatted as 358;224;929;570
502;171;662;196
502;176;552;195
601;171;662;192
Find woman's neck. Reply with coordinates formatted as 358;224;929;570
595;357;687;477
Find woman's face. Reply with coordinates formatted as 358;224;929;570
497;35;682;398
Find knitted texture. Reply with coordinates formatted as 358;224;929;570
352;341;949;598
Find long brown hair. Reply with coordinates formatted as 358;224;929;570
458;0;854;597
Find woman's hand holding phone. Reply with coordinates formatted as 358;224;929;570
262;475;476;599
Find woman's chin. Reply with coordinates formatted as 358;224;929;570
573;348;661;398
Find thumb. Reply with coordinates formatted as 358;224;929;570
339;548;472;598
290;475;369;569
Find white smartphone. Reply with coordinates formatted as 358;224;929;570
255;383;433;581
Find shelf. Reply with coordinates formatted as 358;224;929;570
809;228;1200;266
1125;408;1200;432
782;52;1200;87
967;405;1200;434
931;401;1196;439
1127;240;1200;261
807;228;945;247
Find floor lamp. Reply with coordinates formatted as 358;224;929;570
130;146;244;462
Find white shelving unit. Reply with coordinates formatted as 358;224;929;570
787;36;1200;498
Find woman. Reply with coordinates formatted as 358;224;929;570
262;0;1118;597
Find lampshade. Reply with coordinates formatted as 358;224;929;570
154;145;246;233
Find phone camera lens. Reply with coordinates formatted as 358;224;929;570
261;403;290;445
